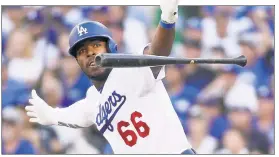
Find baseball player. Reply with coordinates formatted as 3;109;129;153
25;0;196;154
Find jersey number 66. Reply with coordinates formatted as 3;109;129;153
117;111;150;147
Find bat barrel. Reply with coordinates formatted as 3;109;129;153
182;55;247;67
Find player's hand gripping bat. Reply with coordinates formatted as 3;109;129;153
94;53;247;68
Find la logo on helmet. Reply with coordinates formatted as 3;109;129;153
77;25;88;36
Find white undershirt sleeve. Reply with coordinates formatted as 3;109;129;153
53;98;95;128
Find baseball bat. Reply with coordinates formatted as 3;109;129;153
95;53;247;68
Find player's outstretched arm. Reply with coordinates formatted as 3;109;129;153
145;0;179;57
25;90;94;129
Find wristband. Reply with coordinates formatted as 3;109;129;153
160;20;175;29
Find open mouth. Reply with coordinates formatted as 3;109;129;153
88;59;96;67
89;62;95;67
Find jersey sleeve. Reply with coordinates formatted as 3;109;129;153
54;98;95;128
54;86;100;128
138;43;166;80
136;44;166;96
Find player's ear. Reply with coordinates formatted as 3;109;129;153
75;57;81;66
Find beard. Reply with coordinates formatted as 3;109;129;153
82;68;112;81
90;68;112;81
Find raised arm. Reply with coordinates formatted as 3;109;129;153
144;0;179;78
25;90;95;128
145;0;179;57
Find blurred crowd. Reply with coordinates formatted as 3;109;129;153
1;6;274;154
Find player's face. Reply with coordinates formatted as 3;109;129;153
76;39;111;81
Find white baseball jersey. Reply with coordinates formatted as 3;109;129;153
81;51;192;154
59;48;192;154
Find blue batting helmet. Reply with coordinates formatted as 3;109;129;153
68;21;117;57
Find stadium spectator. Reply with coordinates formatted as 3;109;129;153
181;38;217;91
2;107;37;154
254;86;274;153
2;58;31;108
186;106;218;154
58;56;91;107
51;6;84;27
107;21;127;53
86;6;110;26
183;17;202;42
2;6;26;37
225;86;270;154
216;128;249;154
58;31;71;57
202;7;238;58
5;28;44;86
40;70;64;108
19;106;41;153
25;10;60;71
198;97;229;141
165;65;199;128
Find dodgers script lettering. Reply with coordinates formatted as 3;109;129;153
96;91;126;134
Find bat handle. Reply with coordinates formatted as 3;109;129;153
236;55;247;67
95;54;102;66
